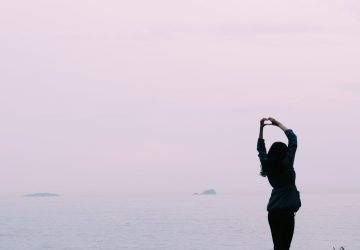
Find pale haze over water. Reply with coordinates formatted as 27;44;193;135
1;193;359;249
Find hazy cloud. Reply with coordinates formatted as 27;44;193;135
1;0;360;195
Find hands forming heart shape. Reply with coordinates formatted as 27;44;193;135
263;119;272;125
260;117;280;127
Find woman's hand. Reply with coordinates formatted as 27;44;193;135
268;117;288;131
268;117;280;126
260;118;268;128
259;118;268;139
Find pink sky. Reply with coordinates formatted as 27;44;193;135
1;0;359;195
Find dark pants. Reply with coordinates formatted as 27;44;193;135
268;210;295;250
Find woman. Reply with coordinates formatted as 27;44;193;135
257;117;301;250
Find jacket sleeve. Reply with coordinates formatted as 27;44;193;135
257;138;267;165
285;129;297;164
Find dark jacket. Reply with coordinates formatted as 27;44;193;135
257;129;301;212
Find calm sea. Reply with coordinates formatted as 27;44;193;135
0;193;359;249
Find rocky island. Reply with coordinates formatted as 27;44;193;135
193;189;217;195
23;193;60;197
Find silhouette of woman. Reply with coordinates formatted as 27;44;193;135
257;117;301;250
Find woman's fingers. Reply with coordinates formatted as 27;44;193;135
268;117;279;126
260;117;270;127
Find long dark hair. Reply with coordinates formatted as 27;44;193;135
260;142;288;177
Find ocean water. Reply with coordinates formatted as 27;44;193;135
0;193;359;250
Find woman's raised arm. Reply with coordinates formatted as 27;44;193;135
268;117;297;163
